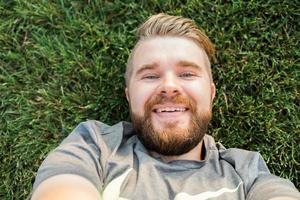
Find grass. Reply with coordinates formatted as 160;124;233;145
0;0;299;199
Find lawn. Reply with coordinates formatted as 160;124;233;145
0;0;299;199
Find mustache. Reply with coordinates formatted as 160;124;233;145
144;94;197;116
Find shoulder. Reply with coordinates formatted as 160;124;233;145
218;147;270;190
204;136;270;192
208;140;299;198
204;135;269;176
70;120;135;140
70;120;136;152
219;147;268;172
71;120;124;137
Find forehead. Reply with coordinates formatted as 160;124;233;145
131;36;210;72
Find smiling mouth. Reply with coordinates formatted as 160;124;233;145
153;107;189;113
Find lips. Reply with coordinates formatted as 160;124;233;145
152;104;189;113
144;95;193;119
154;107;188;113
151;104;190;124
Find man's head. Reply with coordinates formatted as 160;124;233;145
125;13;216;156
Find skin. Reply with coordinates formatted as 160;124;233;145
31;174;101;200
126;36;216;162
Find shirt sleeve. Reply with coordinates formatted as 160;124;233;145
220;148;300;199
32;121;107;194
246;174;300;200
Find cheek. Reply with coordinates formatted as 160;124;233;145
183;82;212;107
129;85;153;115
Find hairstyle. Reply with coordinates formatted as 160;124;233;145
125;13;216;86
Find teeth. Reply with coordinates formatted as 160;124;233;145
156;107;186;113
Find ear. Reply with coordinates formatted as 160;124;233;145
210;83;216;101
125;88;129;102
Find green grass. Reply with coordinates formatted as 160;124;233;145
0;0;299;199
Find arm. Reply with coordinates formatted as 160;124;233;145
31;121;107;200
31;174;101;200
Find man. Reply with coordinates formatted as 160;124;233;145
31;13;300;200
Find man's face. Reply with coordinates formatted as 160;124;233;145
126;36;215;155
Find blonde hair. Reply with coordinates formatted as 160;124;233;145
125;13;215;86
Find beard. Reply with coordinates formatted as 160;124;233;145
130;94;212;156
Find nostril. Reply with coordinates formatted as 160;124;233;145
160;90;179;98
171;89;179;95
161;89;178;93
159;82;181;96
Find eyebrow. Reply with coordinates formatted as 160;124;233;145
135;62;159;76
176;60;202;71
135;60;202;76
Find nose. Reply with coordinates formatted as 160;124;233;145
158;74;181;97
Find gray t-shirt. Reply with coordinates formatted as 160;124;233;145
32;120;300;200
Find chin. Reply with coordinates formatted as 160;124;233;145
153;119;189;130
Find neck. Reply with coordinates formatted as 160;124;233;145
150;141;204;163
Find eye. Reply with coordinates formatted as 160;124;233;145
142;74;159;80
179;72;197;78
